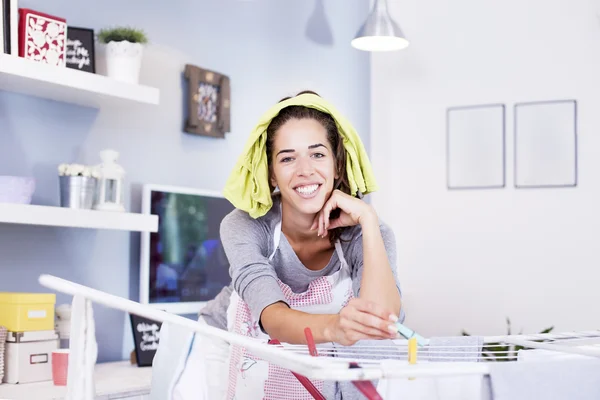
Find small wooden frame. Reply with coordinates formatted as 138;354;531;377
184;64;231;138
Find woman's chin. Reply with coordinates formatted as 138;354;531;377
284;197;325;215
299;203;324;215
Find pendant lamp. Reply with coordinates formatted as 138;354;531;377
351;0;409;52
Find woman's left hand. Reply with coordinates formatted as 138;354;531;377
311;190;377;237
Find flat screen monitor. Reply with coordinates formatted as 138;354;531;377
139;184;235;314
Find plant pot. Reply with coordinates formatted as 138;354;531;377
105;40;144;84
59;176;96;209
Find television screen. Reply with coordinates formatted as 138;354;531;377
140;184;235;314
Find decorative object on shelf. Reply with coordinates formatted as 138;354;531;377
66;26;95;73
184;64;231;138
55;303;71;349
58;163;97;209
0;175;35;204
514;99;578;189
51;348;69;386
446;103;506;190
18;8;66;66
129;313;162;367
1;0;19;55
0;325;6;384
93;149;125;212
98;26;147;84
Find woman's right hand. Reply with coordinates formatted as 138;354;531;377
326;298;400;346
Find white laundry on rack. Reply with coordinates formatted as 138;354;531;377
66;295;98;400
488;358;600;400
321;339;404;400
376;336;485;400
428;336;483;362
376;361;485;400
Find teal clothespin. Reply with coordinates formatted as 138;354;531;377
395;322;428;347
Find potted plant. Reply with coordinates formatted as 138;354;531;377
98;26;148;84
462;317;554;362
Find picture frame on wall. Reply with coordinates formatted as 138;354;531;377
183;64;231;138
514;99;577;189
66;26;95;73
446;103;506;190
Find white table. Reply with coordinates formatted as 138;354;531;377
0;361;152;400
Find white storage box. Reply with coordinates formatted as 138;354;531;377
2;330;58;384
0;326;6;384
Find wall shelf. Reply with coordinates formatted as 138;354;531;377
0;54;160;107
0;361;151;399
0;203;158;232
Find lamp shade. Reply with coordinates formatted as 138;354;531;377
352;0;409;52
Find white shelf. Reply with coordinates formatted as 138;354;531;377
0;203;158;232
0;54;159;108
0;361;152;400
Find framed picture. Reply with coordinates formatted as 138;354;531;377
66;26;95;73
446;104;506;190
18;8;67;66
129;313;162;367
184;64;231;138
514;99;577;188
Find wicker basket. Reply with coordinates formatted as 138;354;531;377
0;326;6;384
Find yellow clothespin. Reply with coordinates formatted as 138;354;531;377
408;337;417;380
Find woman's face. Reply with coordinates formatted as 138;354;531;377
270;118;337;216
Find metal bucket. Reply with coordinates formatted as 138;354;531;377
59;176;97;209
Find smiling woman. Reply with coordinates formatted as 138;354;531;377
157;91;405;400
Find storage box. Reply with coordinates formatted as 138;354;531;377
3;330;59;384
0;293;56;332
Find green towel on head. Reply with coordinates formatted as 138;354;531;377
223;93;378;219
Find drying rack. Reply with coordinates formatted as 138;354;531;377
38;274;600;400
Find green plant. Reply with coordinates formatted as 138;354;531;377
462;318;553;362
98;27;148;44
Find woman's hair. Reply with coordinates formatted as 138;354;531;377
266;90;351;245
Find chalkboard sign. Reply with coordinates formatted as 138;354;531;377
66;26;95;73
130;313;162;367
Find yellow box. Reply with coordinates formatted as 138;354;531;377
0;293;56;332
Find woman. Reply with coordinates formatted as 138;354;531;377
161;91;404;400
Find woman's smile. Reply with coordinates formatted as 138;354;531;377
294;183;322;198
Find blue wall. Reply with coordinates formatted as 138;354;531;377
0;0;371;362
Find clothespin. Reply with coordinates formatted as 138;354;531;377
395;322;428;347
408;337;417;380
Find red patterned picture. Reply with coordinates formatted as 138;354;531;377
18;8;67;66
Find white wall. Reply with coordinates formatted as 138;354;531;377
370;0;600;337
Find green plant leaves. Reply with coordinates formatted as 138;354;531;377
460;318;554;362
98;27;148;44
